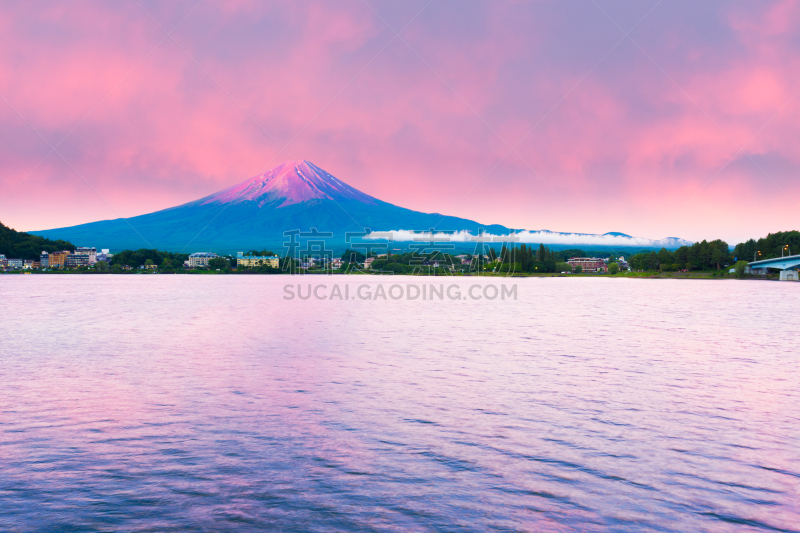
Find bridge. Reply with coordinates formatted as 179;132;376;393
748;254;800;280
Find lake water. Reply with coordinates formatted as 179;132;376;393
1;275;798;532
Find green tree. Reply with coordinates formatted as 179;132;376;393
208;257;230;270
608;262;620;275
341;249;365;263
709;239;731;270
734;260;749;278
499;262;521;273
537;243;546;262
574;265;583;274
95;260;109;272
657;248;673;267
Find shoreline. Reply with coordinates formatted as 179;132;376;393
1;270;784;281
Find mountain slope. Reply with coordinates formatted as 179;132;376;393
32;160;692;252
32;161;511;252
0;221;76;260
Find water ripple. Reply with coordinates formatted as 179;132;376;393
0;276;798;531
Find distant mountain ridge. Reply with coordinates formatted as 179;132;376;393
32;161;691;252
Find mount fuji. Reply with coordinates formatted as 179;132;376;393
32;161;512;252
32;160;691;252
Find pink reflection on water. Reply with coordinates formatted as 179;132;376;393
0;275;799;531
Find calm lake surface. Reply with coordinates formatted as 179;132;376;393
1;275;798;532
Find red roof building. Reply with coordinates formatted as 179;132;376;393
567;257;607;273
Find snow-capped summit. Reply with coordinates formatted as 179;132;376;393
193;160;377;208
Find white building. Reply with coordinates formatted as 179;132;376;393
188;252;218;268
96;249;113;262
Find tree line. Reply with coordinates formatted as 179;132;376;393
106;249;189;272
626;232;798;272
731;231;799;263
342;244;610;274
628;240;731;271
495;243;575;273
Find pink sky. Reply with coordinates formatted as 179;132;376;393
1;0;798;244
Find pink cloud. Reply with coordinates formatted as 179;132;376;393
0;0;798;245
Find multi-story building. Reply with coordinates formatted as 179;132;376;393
567;257;608;273
76;247;97;264
188;252;217;268
0;254;6;268
329;258;343;270
49;250;71;268
23;260;35;269
66;254;91;268
40;251;49;269
236;254;279;269
7;258;23;269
